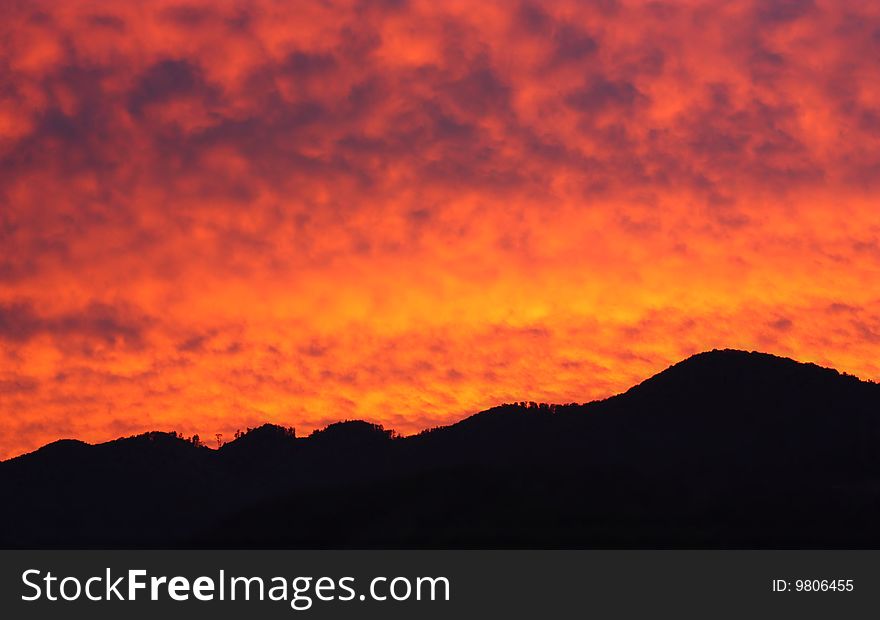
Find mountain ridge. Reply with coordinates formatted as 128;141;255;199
2;348;879;548
4;348;874;463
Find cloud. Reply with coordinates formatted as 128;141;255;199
1;0;880;458
0;301;151;348
127;59;211;116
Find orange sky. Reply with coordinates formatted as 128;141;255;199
2;0;880;459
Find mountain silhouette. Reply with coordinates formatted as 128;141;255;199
2;349;879;548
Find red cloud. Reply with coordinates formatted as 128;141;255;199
1;0;879;458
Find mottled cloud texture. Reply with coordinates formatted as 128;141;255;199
2;0;880;457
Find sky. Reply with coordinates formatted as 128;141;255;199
1;0;880;459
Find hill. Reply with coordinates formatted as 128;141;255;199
2;349;879;548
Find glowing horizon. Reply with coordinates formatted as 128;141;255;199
2;0;880;459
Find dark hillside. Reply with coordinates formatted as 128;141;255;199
2;350;879;548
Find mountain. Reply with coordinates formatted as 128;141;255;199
2;349;879;548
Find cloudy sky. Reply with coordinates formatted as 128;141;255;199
1;0;879;458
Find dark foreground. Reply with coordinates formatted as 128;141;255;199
2;349;879;548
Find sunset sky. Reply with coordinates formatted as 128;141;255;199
2;0;880;459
